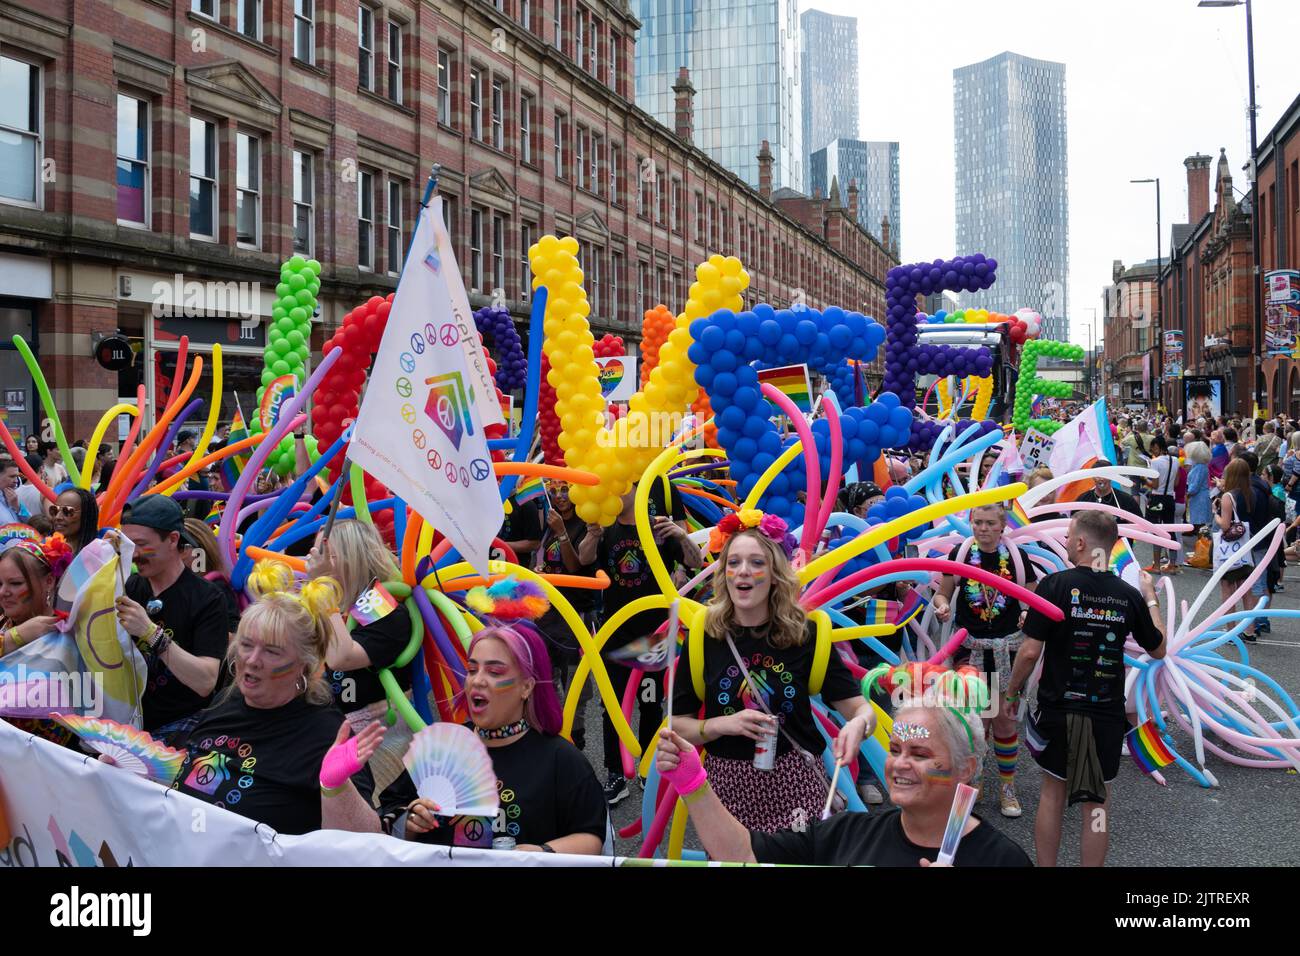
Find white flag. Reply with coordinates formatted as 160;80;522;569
349;200;504;575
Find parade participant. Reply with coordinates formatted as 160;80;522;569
1006;511;1166;867
393;622;608;853
1075;460;1142;519
932;503;1037;816
1027;467;1056;522
1121;421;1150;468
37;441;68;490
182;517;241;636
670;515;874;831
22;434;42;473
0;458;24;525
582;482;703;805
1185;441;1212;538
497;498;544;567
1144;436;1179;574
1257;422;1284;474
1215;459;1267;641
1209;428;1232;483
654;704;1031;866
46;487;99;555
115;496;231;743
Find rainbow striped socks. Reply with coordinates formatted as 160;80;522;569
993;732;1019;784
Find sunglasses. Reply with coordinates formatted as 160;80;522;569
46;505;78;518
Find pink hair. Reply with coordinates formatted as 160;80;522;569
464;624;563;735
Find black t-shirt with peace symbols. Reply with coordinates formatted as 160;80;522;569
671;621;861;761
326;602;415;713
1021;566;1163;719
597;519;685;650
171;690;376;836
535;512;597;613
945;544;1038;639
397;729;607;849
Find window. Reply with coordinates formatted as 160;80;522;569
673;271;684;311
520;93;533;164
116;94;149;226
638;261;649;311
656;268;665;308
491;79;504;150
188;117;217;238
522;0;531;32
470;207;484;292
608;32;619;90
358;168;375;270
437;50;452;125
576;7;587;65
492;213;506;294
637;156;650;218
588;16;598;76
192;0;216;18
610;251;622;320
441;195;457;243
671;178;682;234
576;126;586;190
520;221;535;298
708;200;716;248
292;149;314;256
358;7;375;90
554;111;567;178
0;56;41;206
387;22;403;104
553;0;562;51
238;0;261;40
590;132;601;196
694;192;703;241
294;0;315;63
387;180;403;275
588;246;602;316
609;144;621;203
236;132;260;247
469;69;483;140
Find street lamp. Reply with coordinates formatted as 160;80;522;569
1131;178;1163;413
1198;0;1262;414
1085;306;1099;403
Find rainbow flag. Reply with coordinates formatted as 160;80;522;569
1126;719;1176;775
1109;538;1136;578
1007;499;1033;529
513;474;546;508
894;588;927;627
221;410;250;490
349;578;400;626
757;364;813;413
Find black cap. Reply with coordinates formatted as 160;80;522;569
121;496;186;536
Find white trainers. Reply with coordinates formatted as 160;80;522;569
999;782;1023;818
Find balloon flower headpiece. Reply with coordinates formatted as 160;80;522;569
863;662;989;752
708;509;796;557
466;578;550;623
1;531;73;578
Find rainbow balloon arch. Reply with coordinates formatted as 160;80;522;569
5;240;1299;861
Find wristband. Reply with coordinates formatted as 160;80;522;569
6;627;24;650
320;735;364;789
1147;600;1159;609
680;779;713;806
320;783;346;798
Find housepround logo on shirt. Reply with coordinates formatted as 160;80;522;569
49;886;151;936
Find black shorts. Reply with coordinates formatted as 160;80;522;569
1025;706;1125;785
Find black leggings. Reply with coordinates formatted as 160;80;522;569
600;660;665;776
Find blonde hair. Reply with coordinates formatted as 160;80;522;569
705;529;808;649
226;560;342;706
183;518;227;577
327;520;403;608
1027;466;1054;487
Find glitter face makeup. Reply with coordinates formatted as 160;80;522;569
894;722;931;742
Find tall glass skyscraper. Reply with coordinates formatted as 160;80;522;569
634;0;803;193
809;139;900;247
800;10;858;173
953;52;1068;340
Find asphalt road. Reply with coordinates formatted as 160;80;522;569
572;562;1300;865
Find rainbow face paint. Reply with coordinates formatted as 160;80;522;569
269;661;299;679
492;678;517;689
894;722;931;742
924;766;953;781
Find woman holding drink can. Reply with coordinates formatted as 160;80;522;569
670;512;875;831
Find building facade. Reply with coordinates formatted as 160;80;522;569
809;138;900;249
799;9;856;175
633;0;802;193
1256;91;1300;417
1101;259;1159;413
954;51;1068;341
0;0;892;442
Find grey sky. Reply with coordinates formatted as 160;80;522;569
804;0;1300;348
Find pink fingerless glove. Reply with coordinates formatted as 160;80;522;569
320;736;363;789
662;743;708;797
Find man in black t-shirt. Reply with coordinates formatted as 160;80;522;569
497;498;543;567
1008;510;1166;867
1074;460;1142;521
114;496;230;743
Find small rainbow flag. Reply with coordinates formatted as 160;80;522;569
513;474;547;507
221;410;250;490
1006;499;1032;529
894;588;927;627
1126;719;1176;776
349;578;399;627
757;364;813;413
1109;538;1136;578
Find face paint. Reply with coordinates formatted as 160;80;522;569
492;677;517;689
269;661;299;679
924;766;953;781
893;722;931;742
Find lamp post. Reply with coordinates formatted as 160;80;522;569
1086;306;1099;402
1131;178;1163;413
1199;0;1261;414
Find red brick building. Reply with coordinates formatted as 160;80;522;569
1257;91;1300;416
0;0;896;443
1101;258;1159;413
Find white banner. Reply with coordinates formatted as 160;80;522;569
349;201;504;575
0;723;756;868
595;354;638;402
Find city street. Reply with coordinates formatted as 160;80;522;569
579;560;1300;865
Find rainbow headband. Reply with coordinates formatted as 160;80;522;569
708;509;796;557
0;532;73;578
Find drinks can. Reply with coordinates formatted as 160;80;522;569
753;724;778;771
492;836;517;852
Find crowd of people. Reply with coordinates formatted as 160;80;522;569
0;397;1286;867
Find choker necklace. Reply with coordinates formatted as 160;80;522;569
476;718;530;740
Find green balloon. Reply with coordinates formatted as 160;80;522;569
295;289;315;307
275;282;291;299
295;346;310;364
261;368;275;386
303;435;319;459
307;259;322;276
272;359;291;376
288;273;307;291
286;329;305;349
274;457;294;478
271;307;288;322
272;339;291;356
279;295;299;313
256;385;266;403
288;255;307;271
290;307;308;323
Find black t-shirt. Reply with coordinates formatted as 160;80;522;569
497;500;543;565
172;690;374;836
1076;487;1142;520
671;621;860;760
206;573;242;635
645;478;687;523
327;602;414;712
597;519;684;649
128;568;231;732
535;512;597;612
945;543;1038;639
397;729;607;848
752;806;1032;867
1022;566;1163;718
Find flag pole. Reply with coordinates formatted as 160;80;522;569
322;164;442;543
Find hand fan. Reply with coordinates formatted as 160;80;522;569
52;714;186;783
402;723;499;817
606;634;670;671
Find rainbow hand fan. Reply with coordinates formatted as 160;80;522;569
52;715;186;783
402;723;499;817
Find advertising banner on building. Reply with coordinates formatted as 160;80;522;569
1265;269;1300;356
1163;330;1184;379
1185;376;1224;422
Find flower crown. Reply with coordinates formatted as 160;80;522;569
466;577;550;622
708;509;796;557
1;532;73;578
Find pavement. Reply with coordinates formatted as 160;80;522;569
571;560;1300;865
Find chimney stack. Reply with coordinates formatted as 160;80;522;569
1185;153;1211;224
880;214;891;252
847;178;860;224
758;140;774;200
672;67;695;144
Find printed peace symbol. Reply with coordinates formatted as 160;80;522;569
400;403;416;424
459;467;470;487
463;819;485;842
412;429;427;449
469;458;491;481
440;323;460;347
424;323;438;346
409;333;426;355
400;352;416;373
395;377;413;398
445;461;458;483
500;789;516;803
426;449;442;469
435;395;455;429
